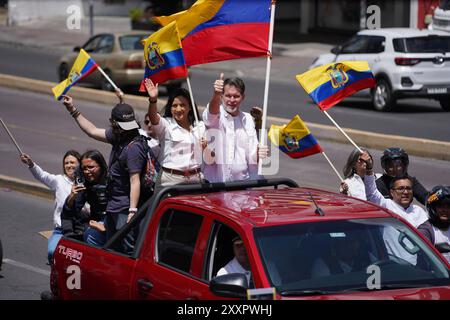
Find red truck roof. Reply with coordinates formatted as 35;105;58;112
162;187;394;228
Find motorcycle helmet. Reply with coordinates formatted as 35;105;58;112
426;185;450;227
380;147;409;172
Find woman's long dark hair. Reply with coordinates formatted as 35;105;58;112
80;150;108;186
163;88;201;125
343;148;370;179
62;150;81;175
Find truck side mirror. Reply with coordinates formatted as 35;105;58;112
209;273;248;299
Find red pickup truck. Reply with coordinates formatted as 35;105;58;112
49;179;450;300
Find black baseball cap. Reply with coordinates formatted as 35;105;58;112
111;103;139;131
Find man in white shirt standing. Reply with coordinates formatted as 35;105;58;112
361;152;428;265
202;73;268;183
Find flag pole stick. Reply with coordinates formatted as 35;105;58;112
0;118;23;155
258;0;276;175
321;151;344;182
186;75;199;124
323;110;362;153
97;66;124;98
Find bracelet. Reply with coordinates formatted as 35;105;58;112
149;98;157;104
70;108;80;118
128;208;138;213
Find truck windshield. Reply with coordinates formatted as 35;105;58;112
254;218;450;295
393;36;450;53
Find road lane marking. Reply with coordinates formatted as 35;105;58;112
3;258;50;276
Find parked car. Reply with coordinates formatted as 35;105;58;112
309;28;450;112
48;179;450;300
429;1;450;32
57;31;183;94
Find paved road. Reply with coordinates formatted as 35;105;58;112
0;44;449;142
1;86;449;193
0;189;51;300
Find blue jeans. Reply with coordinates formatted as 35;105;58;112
48;228;63;264
83;221;107;247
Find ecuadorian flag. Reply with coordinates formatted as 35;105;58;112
155;0;270;66
139;21;187;91
52;49;98;100
268;115;323;159
296;61;375;111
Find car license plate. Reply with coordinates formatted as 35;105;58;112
427;88;448;94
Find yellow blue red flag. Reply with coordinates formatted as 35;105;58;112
268;115;323;159
296;61;375;111
139;21;187;91
155;0;270;67
52;49;98;100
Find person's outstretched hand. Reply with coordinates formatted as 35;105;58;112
213;73;224;95
20;153;34;167
61;95;75;113
115;88;124;103
144;78;159;101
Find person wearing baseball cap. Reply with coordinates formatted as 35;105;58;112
62;94;147;254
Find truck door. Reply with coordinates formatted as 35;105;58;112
131;208;209;299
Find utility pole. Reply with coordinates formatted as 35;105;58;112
89;0;94;37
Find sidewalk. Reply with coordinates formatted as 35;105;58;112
0;16;333;84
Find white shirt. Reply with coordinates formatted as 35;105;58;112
364;174;428;265
153;117;206;171
434;227;450;263
202;105;259;183
364;174;428;228
342;174;367;200
216;257;252;286
29;164;73;228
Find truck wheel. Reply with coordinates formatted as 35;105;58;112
439;97;450;111
372;78;396;112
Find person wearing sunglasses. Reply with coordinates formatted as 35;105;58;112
339;148;373;200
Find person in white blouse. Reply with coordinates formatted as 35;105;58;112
339;148;372;200
202;73;268;183
20;150;81;264
143;78;206;186
216;236;252;287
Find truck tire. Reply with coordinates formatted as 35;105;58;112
372;78;396;112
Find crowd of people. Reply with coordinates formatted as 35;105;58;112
18;74;449;281
20;74;267;263
340;147;450;264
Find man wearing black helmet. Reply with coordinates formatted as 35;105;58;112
418;186;450;262
376;147;428;205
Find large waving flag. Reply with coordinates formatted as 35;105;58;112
268;115;323;159
139;21;187;92
296;61;375;111
52;49;98;100
155;0;270;66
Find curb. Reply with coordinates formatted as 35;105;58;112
0;174;53;200
1;73;450;161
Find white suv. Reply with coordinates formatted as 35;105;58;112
309;28;450;112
